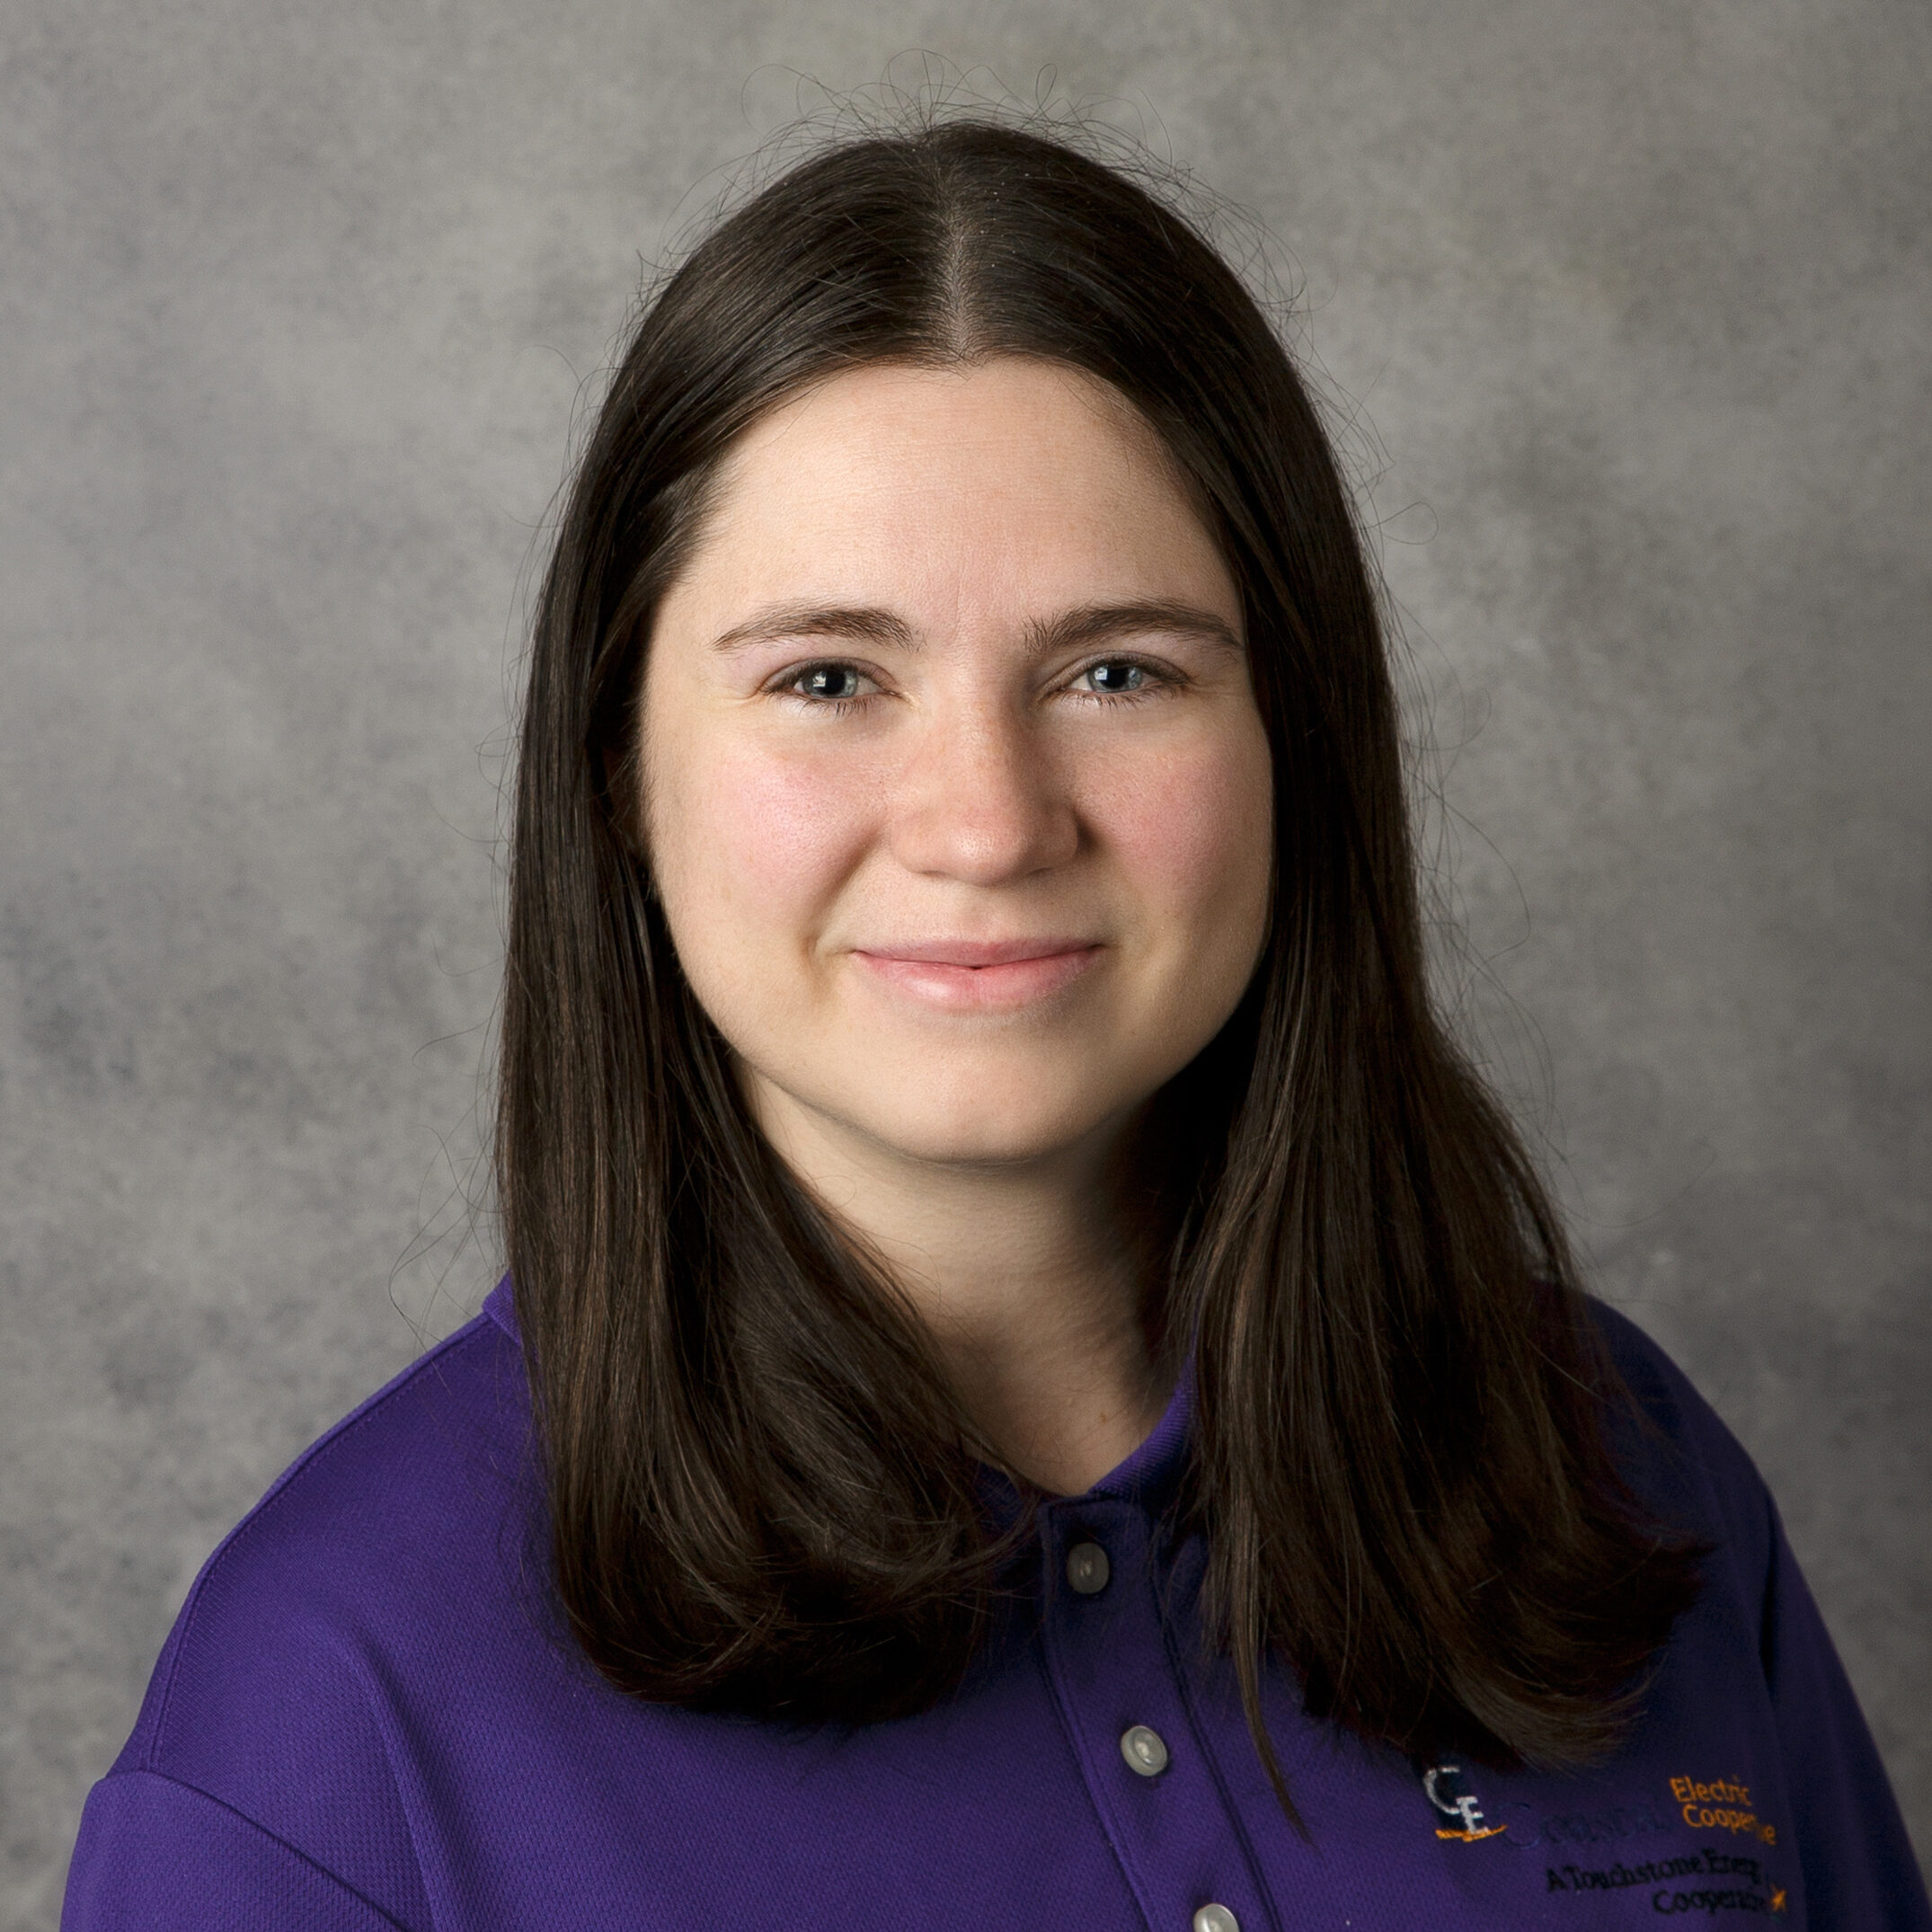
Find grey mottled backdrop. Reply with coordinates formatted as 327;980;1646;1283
3;2;1927;1920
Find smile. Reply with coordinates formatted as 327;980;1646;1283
847;940;1104;1009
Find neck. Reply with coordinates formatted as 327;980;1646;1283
746;1078;1174;1495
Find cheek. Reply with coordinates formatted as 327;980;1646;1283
647;726;874;974
1092;725;1273;947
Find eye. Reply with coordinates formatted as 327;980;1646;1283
1074;660;1148;696
788;662;871;702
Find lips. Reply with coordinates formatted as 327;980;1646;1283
848;938;1103;1008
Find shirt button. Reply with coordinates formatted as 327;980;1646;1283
1120;1724;1170;1777
1192;1908;1239;1932
1065;1541;1111;1594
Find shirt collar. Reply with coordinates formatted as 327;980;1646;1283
1083;1366;1192;1511
483;1273;518;1339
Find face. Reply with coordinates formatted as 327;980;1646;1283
640;357;1273;1171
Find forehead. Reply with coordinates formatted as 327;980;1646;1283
660;357;1236;625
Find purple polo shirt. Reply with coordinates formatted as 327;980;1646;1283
65;1283;1929;1929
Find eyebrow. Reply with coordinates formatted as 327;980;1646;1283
708;598;1243;657
1030;600;1244;657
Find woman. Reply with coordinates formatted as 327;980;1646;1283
64;120;1928;1929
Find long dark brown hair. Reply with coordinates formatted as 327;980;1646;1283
498;116;1698;1794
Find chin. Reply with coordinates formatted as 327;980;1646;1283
740;1041;1154;1171
854;1078;1128;1169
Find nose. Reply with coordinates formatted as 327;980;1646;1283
887;696;1079;885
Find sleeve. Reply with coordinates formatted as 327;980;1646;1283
63;1770;409;1932
1755;1494;1932;1931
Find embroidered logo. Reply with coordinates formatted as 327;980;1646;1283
1668;1774;1777;1845
1543;1848;1787;1911
1423;1762;1508;1841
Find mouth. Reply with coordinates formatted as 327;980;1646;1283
848;938;1104;1009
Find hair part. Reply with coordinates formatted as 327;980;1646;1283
498;114;1700;1807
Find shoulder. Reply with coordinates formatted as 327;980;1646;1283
87;1298;540;1924
129;1300;535;1752
1584;1301;1932;1928
1582;1295;1777;1595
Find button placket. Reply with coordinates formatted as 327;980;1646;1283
1039;1502;1277;1932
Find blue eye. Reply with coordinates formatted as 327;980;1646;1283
796;664;863;700
1083;661;1146;694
